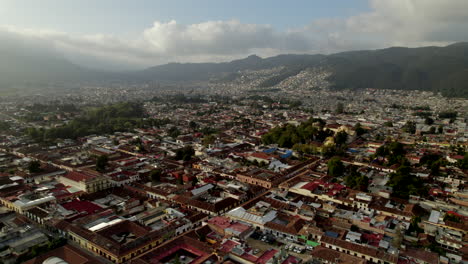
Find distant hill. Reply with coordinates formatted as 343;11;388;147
0;36;116;88
1;40;468;97
136;43;468;97
325;42;468;98
0;42;95;84
135;54;326;82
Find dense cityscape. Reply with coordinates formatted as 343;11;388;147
0;81;466;264
1;1;468;264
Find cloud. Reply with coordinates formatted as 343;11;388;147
1;0;467;70
344;0;468;46
144;20;274;55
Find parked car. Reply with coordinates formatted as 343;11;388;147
250;232;261;240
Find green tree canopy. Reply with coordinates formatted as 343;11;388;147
345;166;369;191
150;169;162;183
25;102;152;142
175;146;195;161
336;102;344;114
262;118;333;148
328;157;345;177
458;153;468;169
334;131;348;146
96;155;109;172
27;160;42;173
354;123;368;136
202;134;216;147
168;126;181;138
387;165;425;199
402;121;416;134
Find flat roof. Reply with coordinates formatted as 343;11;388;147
428;210;440;224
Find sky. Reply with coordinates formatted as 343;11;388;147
1;0;468;70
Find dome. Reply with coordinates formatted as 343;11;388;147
43;257;69;264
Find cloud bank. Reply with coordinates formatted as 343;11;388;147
2;0;467;70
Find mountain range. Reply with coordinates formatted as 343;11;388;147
2;42;468;98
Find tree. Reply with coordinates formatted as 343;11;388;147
150;169;162;183
355;175;369;191
177;176;184;185
438;125;444;134
407;216;423;235
378;142;408;166
420;153;443;169
200;126;218;135
457;153;468;170
402;121;416;134
345;166;369;191
354;123;367;136
202;134;216;147
425;117;434;125
189;121;198;130
0;121;10;132
439;111;457;119
384;121;393;127
336;102;344;114
168;126;181;138
175;146;195;161
262;118;332;148
27;160;42;173
130;137;146;152
388;142;405;156
335;131;348;146
16;237;66;264
172;254;182;264
47;237;66;250
375;145;389;157
192;176;199;186
96;155;108;172
375;134;384;141
328;157;344;177
197;232;206;242
387;165;424;199
444;212;461;223
25;102;148;142
293;143;318;155
277;134;292;148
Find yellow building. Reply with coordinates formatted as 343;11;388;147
66;220;178;263
1;192;55;214
58;171;110;193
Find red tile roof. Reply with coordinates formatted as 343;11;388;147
402;248;439;264
282;255;300;264
220;240;240;253
256;249;278;264
62;200;103;215
250;152;273;160
63;171;96;182
23;244;103;264
207;216;231;229
320;236;398;263
229;222;251;233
